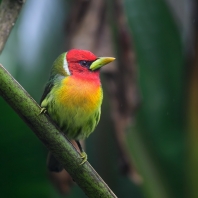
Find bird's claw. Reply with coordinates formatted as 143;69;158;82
79;151;87;165
39;107;47;115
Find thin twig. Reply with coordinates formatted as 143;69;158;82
0;0;24;53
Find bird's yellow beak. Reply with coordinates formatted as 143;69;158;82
90;57;115;71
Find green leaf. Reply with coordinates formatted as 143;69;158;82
124;0;184;198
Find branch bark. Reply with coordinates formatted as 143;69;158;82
0;0;24;53
0;64;117;198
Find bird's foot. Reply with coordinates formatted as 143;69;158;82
79;151;87;165
39;107;47;115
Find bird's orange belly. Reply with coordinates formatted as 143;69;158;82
56;76;102;116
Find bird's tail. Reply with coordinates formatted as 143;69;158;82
47;152;64;172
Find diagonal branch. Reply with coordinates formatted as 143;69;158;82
0;64;117;198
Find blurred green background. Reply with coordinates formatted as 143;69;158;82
0;0;195;197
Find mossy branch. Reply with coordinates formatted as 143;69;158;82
0;64;117;198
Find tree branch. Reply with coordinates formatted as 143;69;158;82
0;0;24;53
0;64;117;198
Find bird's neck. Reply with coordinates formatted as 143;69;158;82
72;71;101;86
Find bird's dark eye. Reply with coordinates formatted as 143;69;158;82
79;60;92;68
80;61;87;66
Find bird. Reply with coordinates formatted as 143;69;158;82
40;49;115;172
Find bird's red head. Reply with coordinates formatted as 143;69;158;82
65;49;115;76
66;49;97;75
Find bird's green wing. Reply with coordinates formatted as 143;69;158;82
40;80;54;104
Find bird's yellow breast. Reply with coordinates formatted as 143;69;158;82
55;76;103;115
